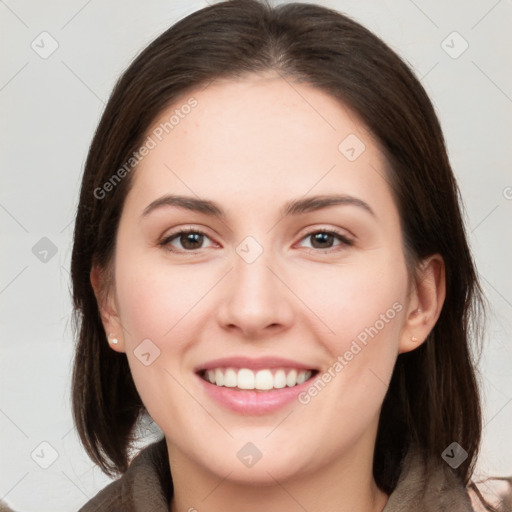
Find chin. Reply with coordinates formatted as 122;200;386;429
196;444;316;486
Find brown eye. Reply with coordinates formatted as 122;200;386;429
298;229;354;252
159;229;215;252
310;232;336;249
178;232;205;250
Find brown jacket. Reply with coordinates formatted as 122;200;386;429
66;438;509;511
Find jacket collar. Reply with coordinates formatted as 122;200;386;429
382;443;474;512
81;437;475;511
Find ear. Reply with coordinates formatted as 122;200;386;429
90;264;126;353
398;254;446;354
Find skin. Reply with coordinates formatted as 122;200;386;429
91;71;445;512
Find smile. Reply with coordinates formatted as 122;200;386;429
200;367;315;391
195;357;320;414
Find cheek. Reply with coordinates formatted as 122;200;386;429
295;257;407;411
113;252;208;431
295;269;405;433
113;250;214;345
297;256;408;355
330;266;406;379
112;250;218;421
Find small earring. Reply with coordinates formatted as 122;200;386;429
411;335;418;342
108;333;119;345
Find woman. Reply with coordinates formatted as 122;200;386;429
70;0;509;510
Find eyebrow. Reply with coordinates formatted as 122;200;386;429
140;193;376;220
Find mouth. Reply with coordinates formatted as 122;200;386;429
194;356;321;413
197;367;319;392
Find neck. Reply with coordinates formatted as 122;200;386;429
167;435;389;512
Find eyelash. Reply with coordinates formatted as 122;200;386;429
158;227;354;255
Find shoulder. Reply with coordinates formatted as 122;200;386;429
77;475;124;511
467;476;512;512
384;443;511;512
78;437;172;512
0;501;16;512
0;485;125;512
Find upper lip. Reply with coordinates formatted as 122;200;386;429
195;356;318;373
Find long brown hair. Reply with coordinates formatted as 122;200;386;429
71;0;487;496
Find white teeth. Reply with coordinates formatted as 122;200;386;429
237;368;255;389
224;368;237;388
274;369;287;389
255;369;274;390
203;367;313;390
286;369;297;387
296;371;308;384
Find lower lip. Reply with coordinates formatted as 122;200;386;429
196;373;316;414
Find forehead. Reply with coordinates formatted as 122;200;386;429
125;73;394;221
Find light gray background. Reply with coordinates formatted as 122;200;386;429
1;0;511;510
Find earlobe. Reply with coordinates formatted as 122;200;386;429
398;254;446;354
105;329;126;353
108;334;119;345
90;265;126;352
106;332;126;353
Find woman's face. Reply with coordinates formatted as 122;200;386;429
101;73;418;484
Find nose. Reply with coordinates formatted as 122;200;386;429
215;248;294;339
